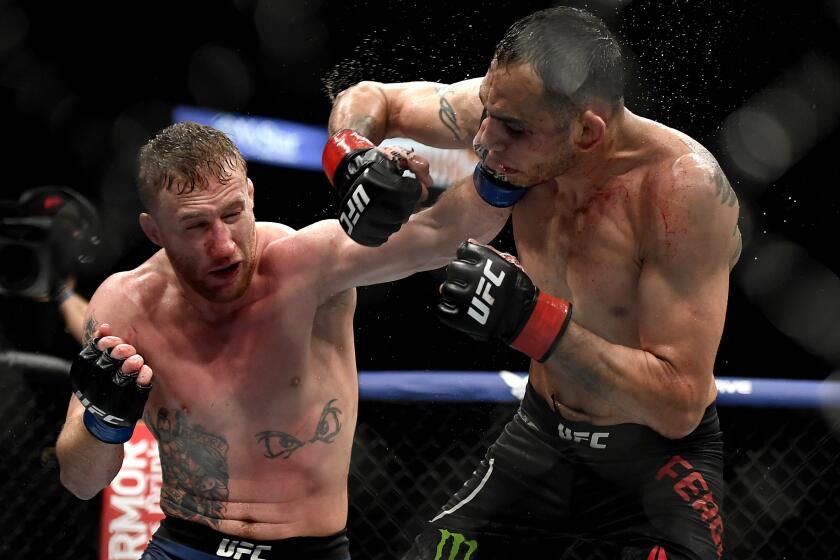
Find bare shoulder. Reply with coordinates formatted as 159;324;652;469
258;221;297;240
259;219;355;303
639;122;741;265
85;254;170;341
93;259;164;307
260;219;344;270
671;129;738;210
642;121;738;211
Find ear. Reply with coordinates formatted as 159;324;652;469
139;213;163;247
573;110;606;151
247;177;255;201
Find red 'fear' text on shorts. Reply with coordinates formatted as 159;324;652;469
655;455;724;559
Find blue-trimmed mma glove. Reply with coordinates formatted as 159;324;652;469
322;130;423;247
472;163;528;208
69;339;151;444
437;241;573;362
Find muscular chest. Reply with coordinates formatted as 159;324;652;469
137;284;328;417
513;183;642;335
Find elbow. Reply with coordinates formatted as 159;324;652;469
330;81;390;139
59;469;100;500
56;438;110;500
657;408;705;440
656;387;710;440
335;80;384;104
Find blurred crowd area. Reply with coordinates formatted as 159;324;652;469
0;0;839;380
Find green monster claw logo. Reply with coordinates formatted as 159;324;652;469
434;528;479;560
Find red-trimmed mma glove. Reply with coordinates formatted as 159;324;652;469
437;241;573;362
69;339;151;444
322;130;422;247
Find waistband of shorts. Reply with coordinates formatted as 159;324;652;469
516;382;721;455
155;516;350;560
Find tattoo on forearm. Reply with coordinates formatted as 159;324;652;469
83;315;98;344
713;169;738;207
437;86;462;141
256;398;343;460
145;409;230;527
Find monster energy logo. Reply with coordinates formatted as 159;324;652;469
434;529;478;560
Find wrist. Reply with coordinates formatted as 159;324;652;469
322;129;375;187
508;292;572;362
82;410;135;444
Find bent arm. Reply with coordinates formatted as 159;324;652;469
547;164;740;439
56;275;138;498
328;79;484;148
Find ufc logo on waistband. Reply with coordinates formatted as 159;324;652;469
558;421;609;449
467;260;506;325
216;538;271;559
339;184;370;235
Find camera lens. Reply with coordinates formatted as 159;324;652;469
0;243;41;291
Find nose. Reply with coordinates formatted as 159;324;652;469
473;116;507;154
206;220;236;260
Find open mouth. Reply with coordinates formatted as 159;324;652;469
496;163;519;175
210;262;241;280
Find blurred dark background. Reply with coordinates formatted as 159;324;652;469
2;1;840;558
1;0;839;376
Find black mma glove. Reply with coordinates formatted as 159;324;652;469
69;339;151;444
322;129;422;247
437;241;573;362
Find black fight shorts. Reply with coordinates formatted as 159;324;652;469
140;516;351;560
404;382;725;560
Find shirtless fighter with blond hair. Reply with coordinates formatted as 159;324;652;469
56;120;510;559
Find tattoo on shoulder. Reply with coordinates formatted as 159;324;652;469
256;398;343;460
436;85;463;141
83;315;98;344
145;408;230;527
713;168;738;208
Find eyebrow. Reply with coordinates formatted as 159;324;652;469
177;200;244;223
478;86;527;127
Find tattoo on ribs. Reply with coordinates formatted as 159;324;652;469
256;398;343;460
145;409;230;526
437;86;462;141
256;430;305;459
309;399;342;443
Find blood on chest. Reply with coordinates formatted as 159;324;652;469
514;183;642;337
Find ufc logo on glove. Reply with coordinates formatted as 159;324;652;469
468;260;506;325
338;184;370;235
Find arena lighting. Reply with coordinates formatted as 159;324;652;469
173;105;328;171
172;106;477;187
720;51;840;190
735;234;840;364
